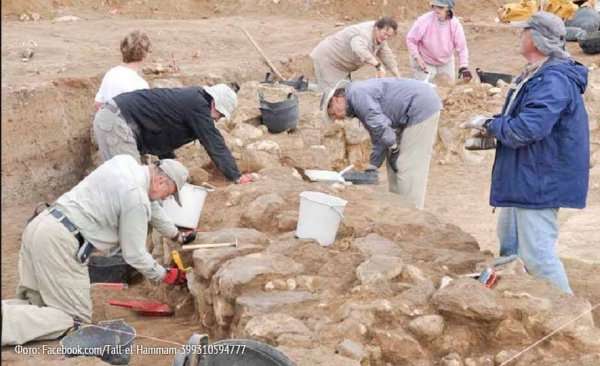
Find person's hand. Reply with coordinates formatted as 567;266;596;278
375;63;386;78
162;268;187;285
458;67;473;81
387;144;400;173
236;173;260;184
460;115;491;132
415;57;427;71
180;230;197;244
365;163;379;173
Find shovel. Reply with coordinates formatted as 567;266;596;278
108;300;174;316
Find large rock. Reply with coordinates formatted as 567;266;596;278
231;123;264;141
493;318;531;345
352;233;404;258
243;313;310;343
235;291;317;316
277;346;361;366
356;255;404;284
337;339;367;362
432;278;504;321
192;243;264;279
239;149;281;172
240;193;285;231
193;228;269;246
343;119;370;145
371;328;430;365
212;252;305;299
409;315;445;340
281;145;331;170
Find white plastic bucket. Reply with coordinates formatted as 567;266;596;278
296;191;348;246
161;183;213;229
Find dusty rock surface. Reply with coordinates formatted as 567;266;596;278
2;1;600;365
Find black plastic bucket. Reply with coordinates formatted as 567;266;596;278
476;68;515;86
578;31;600;55
60;319;136;365
88;256;136;284
261;72;309;92
259;92;299;134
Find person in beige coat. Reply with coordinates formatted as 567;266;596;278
310;17;401;90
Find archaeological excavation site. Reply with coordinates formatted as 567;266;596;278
2;0;600;365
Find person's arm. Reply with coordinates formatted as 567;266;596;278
352;91;397;167
119;204;166;281
350;35;380;66
149;201;179;239
378;43;401;77
186;107;242;181
486;73;570;149
453;21;469;68
406;19;424;61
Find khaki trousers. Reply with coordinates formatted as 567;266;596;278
93;107;140;162
386;112;440;210
1;211;91;345
313;58;351;91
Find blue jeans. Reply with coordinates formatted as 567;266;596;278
497;207;573;294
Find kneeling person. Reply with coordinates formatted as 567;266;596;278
2;155;189;346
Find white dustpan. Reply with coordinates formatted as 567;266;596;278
304;165;354;183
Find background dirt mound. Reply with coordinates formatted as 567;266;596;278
2;0;509;22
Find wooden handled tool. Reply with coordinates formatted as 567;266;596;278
181;238;238;251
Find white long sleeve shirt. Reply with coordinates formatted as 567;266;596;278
55;155;169;281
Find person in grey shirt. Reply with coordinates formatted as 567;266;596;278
321;78;442;209
2;155;190;346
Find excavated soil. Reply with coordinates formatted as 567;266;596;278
2;1;600;365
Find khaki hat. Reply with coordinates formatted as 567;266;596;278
204;84;238;120
157;159;189;207
319;79;350;125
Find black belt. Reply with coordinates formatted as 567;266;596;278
49;207;85;247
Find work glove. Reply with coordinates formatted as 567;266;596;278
458;67;473;81
375;63;386;78
387;144;400;173
460;115;492;132
236;173;261;185
163;268;187;285
171;230;196;244
364;164;380;177
464;129;497;150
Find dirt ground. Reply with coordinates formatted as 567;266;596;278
2;1;600;365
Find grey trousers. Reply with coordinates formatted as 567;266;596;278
2;211;91;345
386;112;440;210
93;107;140;162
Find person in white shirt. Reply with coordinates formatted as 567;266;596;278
1;155;190;346
94;30;151;111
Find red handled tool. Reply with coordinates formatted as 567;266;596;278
108;300;174;316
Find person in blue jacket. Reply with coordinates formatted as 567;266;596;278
462;12;590;294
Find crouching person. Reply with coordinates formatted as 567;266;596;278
1;155;189;345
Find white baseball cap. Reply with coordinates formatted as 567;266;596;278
157;159;189;206
205;84;238;120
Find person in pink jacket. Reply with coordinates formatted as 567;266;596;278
406;0;472;83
